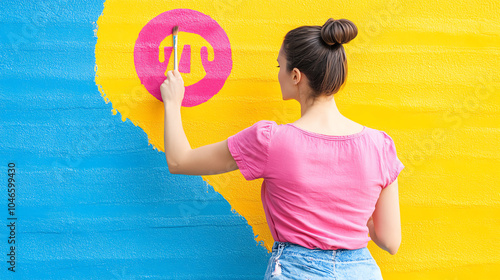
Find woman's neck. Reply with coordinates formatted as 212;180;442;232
299;95;344;121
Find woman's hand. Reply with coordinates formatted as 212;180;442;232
161;70;185;107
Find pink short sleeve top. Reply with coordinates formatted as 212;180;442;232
227;120;405;250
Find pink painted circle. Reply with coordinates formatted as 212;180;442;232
134;9;232;107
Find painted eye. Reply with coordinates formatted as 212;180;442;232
276;65;280;68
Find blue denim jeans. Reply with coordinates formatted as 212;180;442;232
264;241;383;280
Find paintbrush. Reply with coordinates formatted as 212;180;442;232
172;25;179;71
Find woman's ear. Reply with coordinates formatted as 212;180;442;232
292;67;301;85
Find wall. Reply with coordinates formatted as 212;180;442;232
0;0;498;279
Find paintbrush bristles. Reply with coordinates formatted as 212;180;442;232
172;25;178;35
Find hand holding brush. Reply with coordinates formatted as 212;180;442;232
161;25;184;105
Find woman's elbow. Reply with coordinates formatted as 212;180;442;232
167;159;181;174
388;243;400;255
386;236;401;255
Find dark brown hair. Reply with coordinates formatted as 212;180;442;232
282;18;358;102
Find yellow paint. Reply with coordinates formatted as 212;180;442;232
95;0;500;278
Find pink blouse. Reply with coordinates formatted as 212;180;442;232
227;120;405;250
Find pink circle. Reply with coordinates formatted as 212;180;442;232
134;9;232;107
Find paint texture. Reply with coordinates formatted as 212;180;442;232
1;0;267;279
1;0;499;279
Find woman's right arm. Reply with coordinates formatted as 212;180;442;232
367;177;402;255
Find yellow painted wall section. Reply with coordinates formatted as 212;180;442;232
95;0;500;278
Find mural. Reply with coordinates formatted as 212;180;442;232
133;9;232;105
0;0;498;279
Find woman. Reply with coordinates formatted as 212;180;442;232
161;18;404;280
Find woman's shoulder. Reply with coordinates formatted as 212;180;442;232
252;120;279;132
362;126;400;151
254;119;278;126
241;120;279;140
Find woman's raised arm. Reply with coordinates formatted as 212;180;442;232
169;139;238;175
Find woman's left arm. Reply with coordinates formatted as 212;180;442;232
161;70;238;176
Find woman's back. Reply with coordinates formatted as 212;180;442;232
227;119;405;250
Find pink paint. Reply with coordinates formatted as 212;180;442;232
163;46;173;65
134;9;232;107
179;45;191;73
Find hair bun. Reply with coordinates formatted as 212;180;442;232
320;18;358;46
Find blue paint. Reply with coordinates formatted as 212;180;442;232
0;1;270;278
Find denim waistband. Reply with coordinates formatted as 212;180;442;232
271;241;374;263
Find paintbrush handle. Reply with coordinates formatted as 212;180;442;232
173;35;178;71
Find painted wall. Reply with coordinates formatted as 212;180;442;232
1;0;498;279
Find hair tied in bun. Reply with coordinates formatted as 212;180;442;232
320;18;358;46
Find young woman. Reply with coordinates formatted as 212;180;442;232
161;18;404;280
